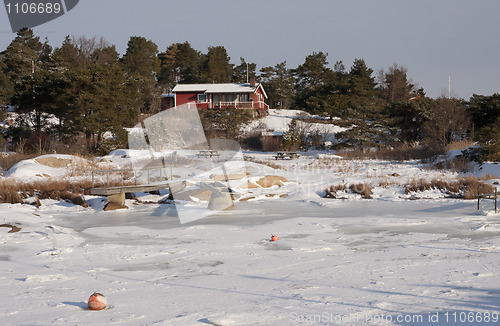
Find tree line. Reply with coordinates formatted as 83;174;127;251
0;29;498;160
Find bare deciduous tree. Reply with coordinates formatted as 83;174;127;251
423;97;471;147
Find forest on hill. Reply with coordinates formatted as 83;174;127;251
0;28;498;160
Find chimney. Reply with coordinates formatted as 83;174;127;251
250;77;256;87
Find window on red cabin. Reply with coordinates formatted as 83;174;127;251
197;94;207;103
225;94;237;103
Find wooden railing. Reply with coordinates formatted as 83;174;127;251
189;101;269;111
476;187;498;212
91;167;172;189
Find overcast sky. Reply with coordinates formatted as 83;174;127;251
1;0;499;99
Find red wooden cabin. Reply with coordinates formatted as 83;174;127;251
170;81;269;117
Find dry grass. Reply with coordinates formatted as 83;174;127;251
461;176;496;199
431;156;472;173
324;184;347;198
481;174;499;181
350;183;373;199
324;183;372;199
0;153;37;173
308;158;363;175
244;156;284;170
323;176;494;201
338;145;445;161
379;178;398;188
0;153;98;179
0;179;95;205
405;176;494;199
445;140;475;151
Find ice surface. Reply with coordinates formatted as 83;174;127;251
2;197;500;325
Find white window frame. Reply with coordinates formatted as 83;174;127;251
197;94;207;103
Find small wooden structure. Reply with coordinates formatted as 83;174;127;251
273;151;300;160
90;168;177;206
475;187;498;212
90;181;187;207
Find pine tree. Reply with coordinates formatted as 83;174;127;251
377;64;424;143
122;36;161;112
8;29;53;144
2;28;44;85
294;52;331;109
202;46;233;83
158;42;203;87
305;60;349;119
158;43;179;88
49;36;90;139
12;70;49;135
260;61;295;109
467;93;500;160
79;45;140;151
390;90;432;143
468;94;500;131
0;59;14;106
378;64;415;104
52;35;80;68
333;59;391;150
478;117;500;161
232;57;256;83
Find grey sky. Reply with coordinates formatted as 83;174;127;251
1;0;499;99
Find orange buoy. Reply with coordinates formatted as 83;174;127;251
87;292;107;310
271;234;279;242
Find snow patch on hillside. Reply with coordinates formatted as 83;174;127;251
243;109;349;143
3;154;92;181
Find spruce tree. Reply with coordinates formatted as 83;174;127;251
348;58;378;120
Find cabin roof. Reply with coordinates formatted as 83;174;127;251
172;83;267;98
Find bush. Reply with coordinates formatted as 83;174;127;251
350;183;372;199
241;132;262;151
324;184;346;198
261;135;283;152
324;183;372;199
199;109;253;140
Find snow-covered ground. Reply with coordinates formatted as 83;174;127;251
1;109;499;325
243;109;349;143
1;150;500;325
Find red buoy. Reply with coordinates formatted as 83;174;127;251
271;234;279;242
88;292;107;310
